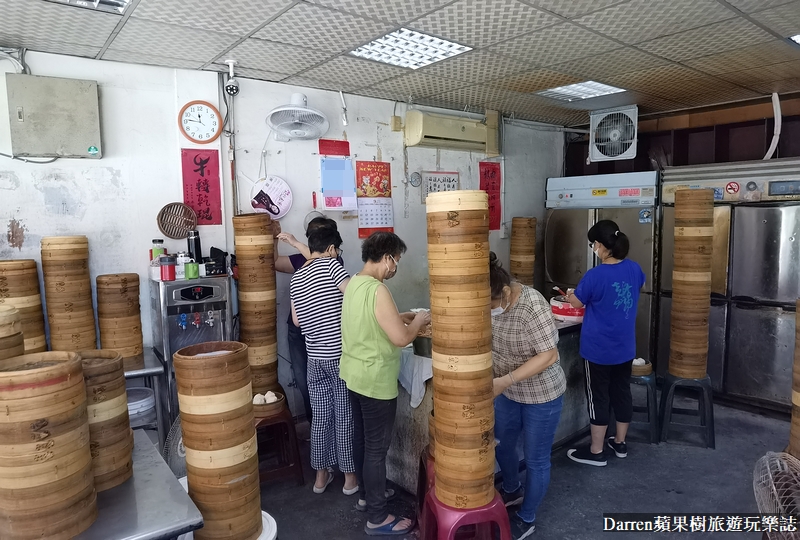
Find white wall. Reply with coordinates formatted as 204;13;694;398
0;51;562;407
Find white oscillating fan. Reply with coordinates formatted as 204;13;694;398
753;451;800;539
266;93;330;142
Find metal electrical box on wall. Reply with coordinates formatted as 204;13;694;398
1;73;102;159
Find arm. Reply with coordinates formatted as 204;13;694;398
290;300;300;327
275;255;296;274
399;312;416;325
338;277;350;294
493;348;559;397
278;233;311;259
374;285;431;347
567;290;584;308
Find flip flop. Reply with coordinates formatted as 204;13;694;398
364;515;414;536
312;470;335;494
354;489;397;512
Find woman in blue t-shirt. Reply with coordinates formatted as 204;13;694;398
565;220;646;467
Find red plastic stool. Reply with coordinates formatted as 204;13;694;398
422;489;512;540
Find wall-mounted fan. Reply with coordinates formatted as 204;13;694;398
589;105;638;162
266;93;330;142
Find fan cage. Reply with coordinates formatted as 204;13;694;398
753;451;800;539
593;112;636;158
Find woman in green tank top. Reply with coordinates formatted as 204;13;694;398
340;232;430;536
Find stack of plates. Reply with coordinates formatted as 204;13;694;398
127;387;156;428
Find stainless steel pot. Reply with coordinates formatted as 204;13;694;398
412;336;432;358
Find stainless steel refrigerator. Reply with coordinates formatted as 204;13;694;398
545;171;658;361
659;158;800;408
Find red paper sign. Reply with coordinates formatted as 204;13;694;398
318;139;350;156
479;162;502;231
356;161;391;197
181;149;222;225
358;227;393;239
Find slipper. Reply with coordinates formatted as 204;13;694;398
354;489;397;512
364;515;414;536
312;470;335;494
343;484;359;496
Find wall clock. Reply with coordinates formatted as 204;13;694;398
178;100;222;144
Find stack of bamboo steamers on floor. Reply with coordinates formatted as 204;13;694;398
41;236;97;351
233;214;279;394
0;260;46;354
669;189;714;379
426;190;495;509
174;342;262;540
0;349;134;539
509;217;536;286
97;273;145;371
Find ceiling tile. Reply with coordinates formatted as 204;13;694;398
370;73;470;98
102;50;204;69
207;64;289;82
280;75;346;92
305;0;452;24
575;0;735;44
635;94;688;114
487;69;581;93
548;47;672;80
525;0;627;19
684;41;800;75
253;3;393;53
487;93;588;125
409;0;560;48
224;38;334;74
746;78;800;93
416;50;533;82
298;56;409;92
428;85;524;108
131;0;293;35
726;0;797;13
107;18;238;62
0;1;119;48
750;1;800;37
354;87;411;102
603;65;740;100
636;18;775;62
678;86;764;107
717;60;800;86
487;23;618;66
0;35;100;59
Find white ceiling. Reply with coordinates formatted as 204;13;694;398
2;0;800;125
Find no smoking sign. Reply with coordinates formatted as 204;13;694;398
726;182;740;195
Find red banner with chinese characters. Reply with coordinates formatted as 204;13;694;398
181;149;222;225
479;161;501;230
356;161;391;197
318;139;350;156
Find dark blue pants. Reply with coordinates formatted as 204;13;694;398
287;321;312;422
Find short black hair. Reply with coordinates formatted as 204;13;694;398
588;219;629;259
305;217;337;238
361;232;407;263
489;251;511;299
308;227;342;254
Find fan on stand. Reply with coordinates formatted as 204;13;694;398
266;93;330;142
753;451;800;539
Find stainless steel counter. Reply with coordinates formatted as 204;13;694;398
75;430;203;540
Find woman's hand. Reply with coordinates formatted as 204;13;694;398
414;310;431;326
277;232;299;248
492;376;512;397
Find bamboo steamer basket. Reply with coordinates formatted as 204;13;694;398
78;350;133;491
252;392;286;418
668;189;714;379
0;351;97;539
0;305;21;338
173;341;262;540
0;332;25;365
426;190;494;509
791;301;800;459
97;275;144;371
510;217;536;285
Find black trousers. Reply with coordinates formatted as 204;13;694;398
349;389;396;525
584;360;633;426
287;322;312;422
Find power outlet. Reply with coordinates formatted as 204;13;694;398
391;116;402;132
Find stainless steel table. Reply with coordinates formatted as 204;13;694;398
125;349;167;451
75;430;203;540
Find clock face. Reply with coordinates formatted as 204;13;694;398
179;101;222;144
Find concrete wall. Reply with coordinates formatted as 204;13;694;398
0;50;564;415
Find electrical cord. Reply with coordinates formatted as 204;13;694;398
0;151;59;164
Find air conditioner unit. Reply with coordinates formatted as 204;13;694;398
404;109;499;156
589;105;637;162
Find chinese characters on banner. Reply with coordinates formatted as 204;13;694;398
422;171;460;202
356;161;391;197
181;149;222;225
479;161;502;231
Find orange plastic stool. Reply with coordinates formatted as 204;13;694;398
421;489;512;540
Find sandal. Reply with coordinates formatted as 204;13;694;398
364;515;414;536
355;489;397;512
312;470;334;494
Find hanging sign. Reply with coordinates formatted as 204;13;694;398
181;149;222;225
250;175;293;219
479;161;501;231
422;171;460;202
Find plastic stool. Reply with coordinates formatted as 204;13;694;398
659;373;715;449
254;407;305;485
630;372;659;444
421;489;512;540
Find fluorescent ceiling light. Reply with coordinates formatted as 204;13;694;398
537;81;626;102
350;28;471;70
789;34;800;45
43;0;131;15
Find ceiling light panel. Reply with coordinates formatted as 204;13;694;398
790;34;800;45
349;28;471;69
43;0;131;15
537;81;626;101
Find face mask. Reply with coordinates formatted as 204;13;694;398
490;306;505;317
